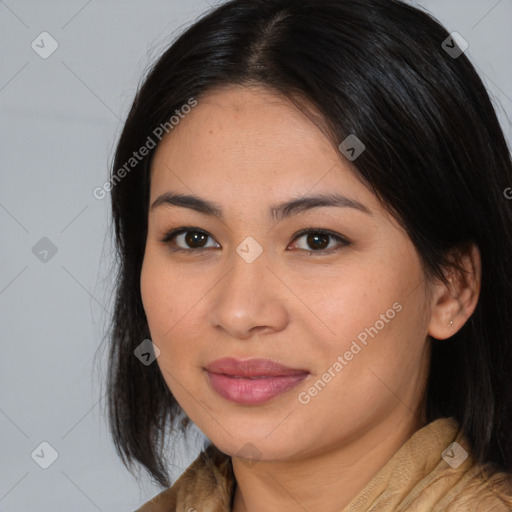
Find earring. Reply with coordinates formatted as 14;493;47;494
448;320;453;327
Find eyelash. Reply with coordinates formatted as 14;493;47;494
159;226;351;255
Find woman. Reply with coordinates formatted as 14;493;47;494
104;0;512;510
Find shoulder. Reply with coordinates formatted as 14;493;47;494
443;463;512;511
134;443;234;512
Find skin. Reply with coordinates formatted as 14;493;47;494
140;84;481;512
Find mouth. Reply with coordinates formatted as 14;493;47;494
204;357;309;404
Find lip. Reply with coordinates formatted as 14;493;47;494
205;357;308;377
204;357;309;405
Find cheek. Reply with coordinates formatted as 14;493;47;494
139;251;205;373
140;250;180;341
140;256;199;404
303;257;428;393
311;267;397;353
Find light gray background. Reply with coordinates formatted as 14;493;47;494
1;1;511;510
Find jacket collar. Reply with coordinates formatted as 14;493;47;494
135;417;507;511
136;440;235;512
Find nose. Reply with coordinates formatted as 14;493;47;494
207;242;289;340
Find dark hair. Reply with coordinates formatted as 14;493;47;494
101;0;512;490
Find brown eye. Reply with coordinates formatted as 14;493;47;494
161;228;219;252
182;231;209;249
306;232;329;250
161;227;350;255
290;229;351;253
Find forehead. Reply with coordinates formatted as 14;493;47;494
149;85;378;214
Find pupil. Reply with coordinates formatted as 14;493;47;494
186;231;207;248
308;233;328;250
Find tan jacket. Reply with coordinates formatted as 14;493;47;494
135;417;512;511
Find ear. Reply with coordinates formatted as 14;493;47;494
427;242;481;340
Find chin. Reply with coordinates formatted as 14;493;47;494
208;431;303;464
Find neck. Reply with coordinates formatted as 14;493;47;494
231;410;426;512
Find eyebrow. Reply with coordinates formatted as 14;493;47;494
150;191;372;221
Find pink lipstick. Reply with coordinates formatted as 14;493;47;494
204;357;309;405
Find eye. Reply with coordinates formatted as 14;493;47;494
160;227;219;252
288;228;351;254
160;227;351;254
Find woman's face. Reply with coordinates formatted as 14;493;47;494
140;84;434;462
